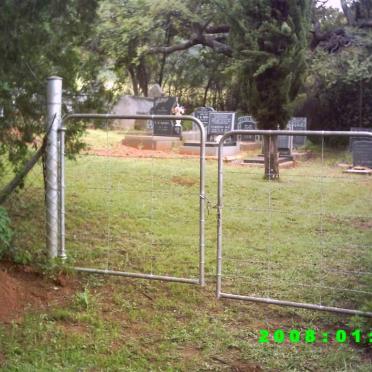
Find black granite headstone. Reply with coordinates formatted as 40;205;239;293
289;117;307;147
208;112;236;136
350;127;372;151
194;107;214;128
151;97;177;136
352;141;372;168
238;116;256;142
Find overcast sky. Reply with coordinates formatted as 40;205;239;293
326;0;342;9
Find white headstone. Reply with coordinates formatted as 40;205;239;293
148;84;163;98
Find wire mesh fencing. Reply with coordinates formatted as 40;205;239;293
217;131;372;317
62;115;206;284
0;154;46;263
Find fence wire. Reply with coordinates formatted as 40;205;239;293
218;132;372;316
64;119;204;283
0;154;46;263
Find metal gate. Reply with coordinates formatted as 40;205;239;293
216;129;372;317
60;114;206;285
45;77;206;285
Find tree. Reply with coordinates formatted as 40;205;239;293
300;28;372;144
341;0;372;28
95;0;232;98
222;0;310;178
0;0;102;180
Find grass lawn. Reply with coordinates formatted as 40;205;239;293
1;129;371;370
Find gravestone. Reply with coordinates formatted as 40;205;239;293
208;112;236;140
289;117;307;147
111;95;154;130
238;116;257;142
148;84;163;98
352;141;372;168
350;127;372;151
278;131;293;155
151;97;178;136
194;107;214;129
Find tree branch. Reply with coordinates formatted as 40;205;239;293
197;34;232;56
148;38;199;55
204;24;230;34
148;31;233;57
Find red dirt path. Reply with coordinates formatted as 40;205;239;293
86;144;200;159
0;262;79;324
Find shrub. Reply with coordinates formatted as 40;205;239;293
0;206;12;258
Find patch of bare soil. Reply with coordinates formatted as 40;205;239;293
350;217;372;230
171;176;198;187
86;144;199;159
0;261;79;324
327;216;372;230
211;355;262;372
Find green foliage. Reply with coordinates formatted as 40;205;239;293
0;0;106;176
96;0;231;107
219;0;311;129
74;287;91;310
303;28;372;140
0;206;12;258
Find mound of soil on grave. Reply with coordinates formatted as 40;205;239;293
87;144;198;159
0;262;79;324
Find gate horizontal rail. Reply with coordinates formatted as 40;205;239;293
217;129;372;317
59;114;206;286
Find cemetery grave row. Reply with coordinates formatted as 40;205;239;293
148;98;371;167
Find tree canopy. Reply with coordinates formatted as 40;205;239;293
0;0;102;174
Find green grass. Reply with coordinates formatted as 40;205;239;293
82;128;127;149
1;130;371;370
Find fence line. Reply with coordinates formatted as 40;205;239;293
216;130;372;317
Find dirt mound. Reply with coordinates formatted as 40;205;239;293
0;270;22;322
0;262;79;323
86;144;199;159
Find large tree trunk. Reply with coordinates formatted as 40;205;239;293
263;135;279;180
137;58;149;97
203;77;212;106
128;66;139;96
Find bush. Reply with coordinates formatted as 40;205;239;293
298;29;372;146
0;206;12;258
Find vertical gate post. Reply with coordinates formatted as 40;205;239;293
46;76;62;259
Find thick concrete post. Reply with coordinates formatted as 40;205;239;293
46;77;62;258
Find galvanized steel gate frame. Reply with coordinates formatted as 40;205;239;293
46;77;206;286
216;129;372;317
60;114;206;285
45;77;372;316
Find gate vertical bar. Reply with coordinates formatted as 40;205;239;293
199;121;206;286
58;124;66;259
216;138;224;297
46;76;62;259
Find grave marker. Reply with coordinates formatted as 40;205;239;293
278;131;293;155
350;127;372;151
352;141;372;168
194;107;214;128
208;112;236;137
238;116;257;142
289;117;307;147
151;97;177;136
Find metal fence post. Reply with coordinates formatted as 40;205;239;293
46;76;62;259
